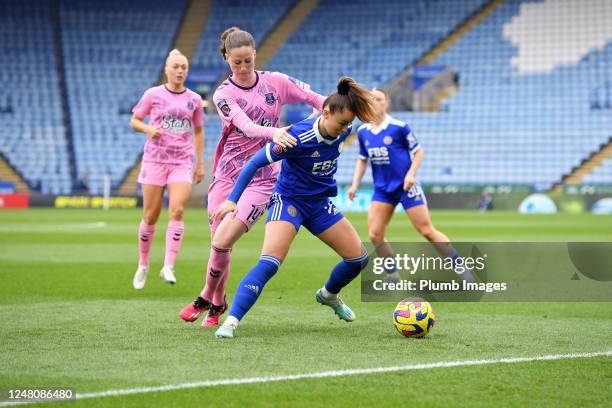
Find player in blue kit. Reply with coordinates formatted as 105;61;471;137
348;88;472;281
210;77;376;338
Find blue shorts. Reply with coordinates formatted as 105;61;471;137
266;192;344;235
372;183;427;210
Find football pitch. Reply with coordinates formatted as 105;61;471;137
1;209;611;407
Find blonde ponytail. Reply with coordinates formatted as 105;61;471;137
166;49;187;65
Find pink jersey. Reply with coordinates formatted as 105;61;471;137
212;71;325;186
133;85;204;165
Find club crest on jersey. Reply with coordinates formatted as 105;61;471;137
258;84;277;105
265;92;276;105
217;99;231;117
383;136;393;145
287;205;297;217
187;101;194;110
273;144;286;155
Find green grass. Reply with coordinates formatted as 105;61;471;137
1;209;611;407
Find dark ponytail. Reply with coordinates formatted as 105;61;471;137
323;76;376;123
337;78;351;96
220;27;255;59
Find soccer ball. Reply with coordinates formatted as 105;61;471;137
393;298;436;338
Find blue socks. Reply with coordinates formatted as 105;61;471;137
228;250;369;322
228;255;281;321
324;251;369;294
445;247;475;283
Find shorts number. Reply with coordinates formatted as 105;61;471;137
246;204;266;223
406;185;420;198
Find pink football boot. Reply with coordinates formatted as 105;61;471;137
179;296;211;322
202;298;228;327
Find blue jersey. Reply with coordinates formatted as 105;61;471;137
269;116;351;199
228;116;352;203
357;115;420;193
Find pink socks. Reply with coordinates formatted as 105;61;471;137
138;220;156;266
164;220;184;268
200;245;231;304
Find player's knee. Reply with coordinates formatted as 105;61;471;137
169;206;184;220
212;232;233;249
368;229;385;244
418;224;436;241
142;212;159;225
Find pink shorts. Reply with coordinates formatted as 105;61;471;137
138;162;193;186
207;178;273;232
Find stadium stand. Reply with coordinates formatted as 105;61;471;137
584;157;612;184
334;0;612;189
266;0;491;186
1;0;610;195
266;0;489;94
0;0;71;194
204;117;222;163
192;0;295;70
60;0;187;194
403;0;612;189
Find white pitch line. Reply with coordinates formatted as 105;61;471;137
0;350;610;406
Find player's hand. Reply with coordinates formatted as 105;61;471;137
193;163;205;184
147;125;162;139
347;185;358;200
211;200;238;222
403;173;415;190
272;126;296;148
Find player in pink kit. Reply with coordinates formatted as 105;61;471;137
180;27;325;326
131;49;205;289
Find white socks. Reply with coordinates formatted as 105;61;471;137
387;271;401;280
320;286;337;300
224;315;240;327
